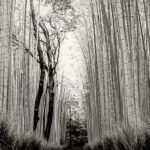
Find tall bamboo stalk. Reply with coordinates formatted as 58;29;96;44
82;0;150;142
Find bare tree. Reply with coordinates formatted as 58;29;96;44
30;0;77;140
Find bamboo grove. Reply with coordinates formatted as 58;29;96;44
82;0;150;143
0;0;74;145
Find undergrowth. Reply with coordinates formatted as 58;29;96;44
2;118;150;150
84;121;150;150
0;119;69;150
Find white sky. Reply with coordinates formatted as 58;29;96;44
37;0;88;118
57;0;89;119
58;0;88;90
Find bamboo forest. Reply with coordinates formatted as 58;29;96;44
1;0;150;150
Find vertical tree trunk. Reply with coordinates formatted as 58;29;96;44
44;66;54;140
30;0;47;131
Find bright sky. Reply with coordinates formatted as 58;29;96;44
38;0;88;118
57;0;89;119
58;0;88;89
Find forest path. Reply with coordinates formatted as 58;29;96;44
69;146;83;150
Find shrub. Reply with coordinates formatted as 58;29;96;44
84;122;150;150
0;120;69;150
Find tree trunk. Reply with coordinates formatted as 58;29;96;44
30;0;47;131
33;57;46;130
44;65;54;140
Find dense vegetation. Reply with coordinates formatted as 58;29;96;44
1;0;150;149
80;0;150;149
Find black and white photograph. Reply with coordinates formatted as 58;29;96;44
0;0;150;149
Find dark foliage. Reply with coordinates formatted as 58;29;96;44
66;119;88;147
83;125;150;150
103;137;116;150
0;120;69;150
0;120;16;150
